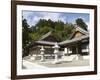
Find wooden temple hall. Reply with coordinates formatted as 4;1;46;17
29;26;89;63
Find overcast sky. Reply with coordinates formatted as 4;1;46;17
22;10;90;28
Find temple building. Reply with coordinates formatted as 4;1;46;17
59;25;89;56
29;25;89;61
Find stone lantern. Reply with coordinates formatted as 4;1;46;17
40;46;45;61
52;42;60;64
63;48;68;56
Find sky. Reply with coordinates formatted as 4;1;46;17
22;10;90;28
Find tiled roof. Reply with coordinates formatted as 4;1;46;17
59;35;89;46
69;25;89;39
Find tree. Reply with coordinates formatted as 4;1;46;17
30;26;36;32
22;19;31;57
38;26;52;34
55;20;64;31
63;23;75;40
35;19;47;28
76;18;87;31
22;19;30;48
47;19;55;29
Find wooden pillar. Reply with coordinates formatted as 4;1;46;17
87;44;89;55
67;47;68;55
78;42;82;55
72;46;76;54
76;42;83;60
76;45;78;54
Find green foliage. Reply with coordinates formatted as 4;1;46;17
55;20;64;31
30;19;70;42
35;19;55;29
22;19;31;57
29;33;41;41
52;31;63;42
22;19;29;29
58;23;75;40
38;26;52;35
22;19;30;48
76;18;87;31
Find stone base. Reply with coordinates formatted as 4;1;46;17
52;59;60;64
30;56;36;60
40;59;45;62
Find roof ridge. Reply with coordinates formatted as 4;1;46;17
39;31;52;40
75;24;89;34
76;26;89;34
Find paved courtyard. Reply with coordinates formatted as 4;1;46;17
22;58;89;69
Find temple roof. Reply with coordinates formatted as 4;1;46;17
69;25;89;39
33;25;89;46
58;35;89;46
35;40;55;46
39;31;52;40
34;35;89;46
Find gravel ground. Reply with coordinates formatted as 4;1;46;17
23;58;89;69
37;59;89;68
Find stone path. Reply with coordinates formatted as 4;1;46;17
22;60;47;69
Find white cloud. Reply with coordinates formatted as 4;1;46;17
29;16;41;26
23;11;67;26
41;13;60;21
